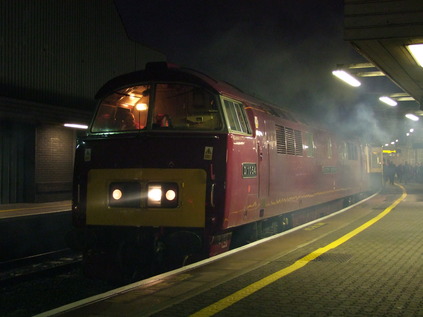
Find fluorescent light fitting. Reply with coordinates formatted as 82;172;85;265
64;123;88;129
405;114;419;121
379;96;397;106
332;70;361;87
407;44;423;67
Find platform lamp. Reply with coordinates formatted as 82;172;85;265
407;44;423;67
332;70;361;87
332;63;385;87
379;96;397;107
405;113;419;121
64;123;89;129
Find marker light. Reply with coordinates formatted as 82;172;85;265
407;44;423;67
165;189;176;201
112;189;123;200
109;182;141;208
379;96;397;106
332;70;361;87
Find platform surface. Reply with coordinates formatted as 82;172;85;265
40;183;423;317
0;201;71;219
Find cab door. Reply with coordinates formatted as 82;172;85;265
245;109;269;213
257;117;270;208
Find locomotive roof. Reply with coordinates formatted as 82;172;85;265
96;62;247;99
95;62;302;123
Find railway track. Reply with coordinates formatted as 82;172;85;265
0;249;82;285
0;249;115;317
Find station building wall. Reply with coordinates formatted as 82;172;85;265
0;121;77;204
35;125;76;202
0;0;166;204
0;121;35;204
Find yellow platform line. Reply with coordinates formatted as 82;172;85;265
191;185;407;317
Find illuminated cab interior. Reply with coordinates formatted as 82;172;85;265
91;84;223;133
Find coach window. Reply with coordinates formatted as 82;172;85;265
222;99;251;134
347;142;358;160
327;138;333;159
339;142;347;160
304;132;314;157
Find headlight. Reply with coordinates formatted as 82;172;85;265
147;185;162;206
147;183;179;208
109;182;179;208
109;182;141;208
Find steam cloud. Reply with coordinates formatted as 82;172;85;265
116;0;391;144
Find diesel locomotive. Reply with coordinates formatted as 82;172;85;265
69;62;382;281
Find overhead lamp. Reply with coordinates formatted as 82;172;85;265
407;44;423;67
405;113;419;121
379;96;397;106
332;70;361;87
135;103;148;111
64;123;89;129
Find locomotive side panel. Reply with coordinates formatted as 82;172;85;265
266;120;322;215
219;101;372;230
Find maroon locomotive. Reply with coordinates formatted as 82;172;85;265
69;62;382;281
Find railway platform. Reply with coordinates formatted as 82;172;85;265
39;183;423;317
0;200;71;219
0;201;72;263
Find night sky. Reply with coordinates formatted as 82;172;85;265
115;0;396;142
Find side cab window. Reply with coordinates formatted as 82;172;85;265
221;98;252;135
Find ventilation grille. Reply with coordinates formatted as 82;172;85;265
276;124;303;156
